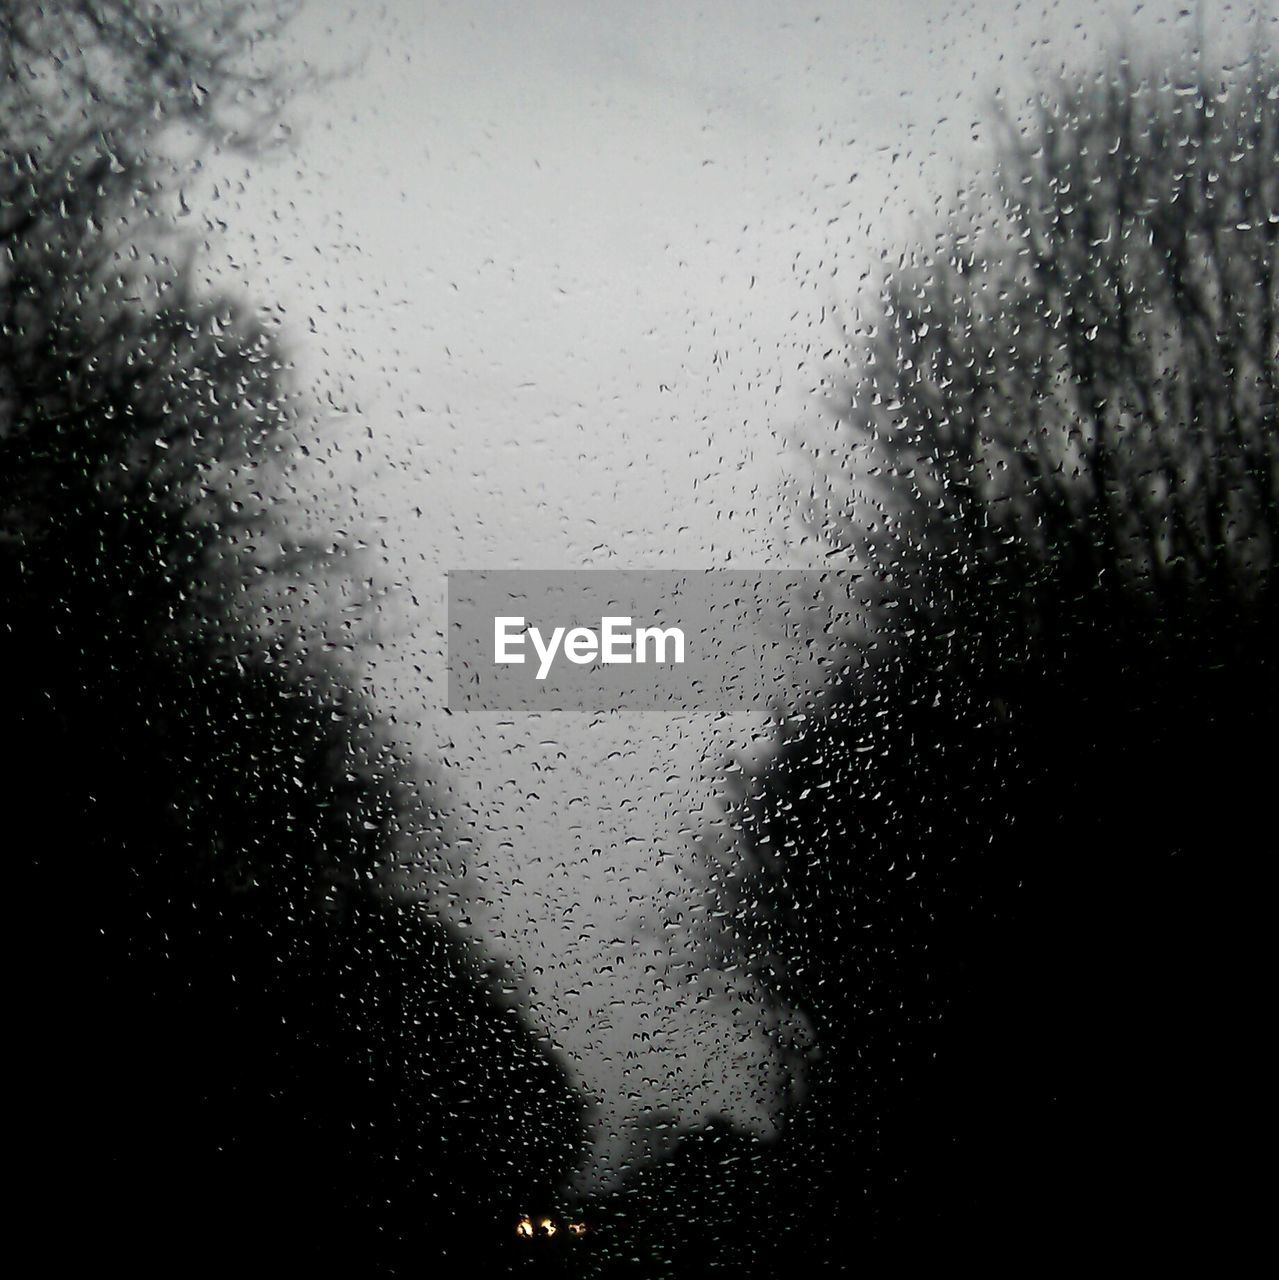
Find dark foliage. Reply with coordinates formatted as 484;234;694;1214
2;5;584;1274
607;46;1276;1274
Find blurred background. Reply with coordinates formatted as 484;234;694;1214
5;0;1273;1274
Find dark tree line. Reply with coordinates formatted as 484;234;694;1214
3;4;583;1274
767;43;1276;1265
590;43;1276;1275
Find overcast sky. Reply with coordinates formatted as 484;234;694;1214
198;0;1271;1191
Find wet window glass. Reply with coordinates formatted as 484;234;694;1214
7;1;1272;1275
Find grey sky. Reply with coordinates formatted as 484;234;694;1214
198;0;1272;1192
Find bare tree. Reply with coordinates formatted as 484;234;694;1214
1;0;295;155
797;45;1277;656
3;6;584;1272
643;42;1279;1271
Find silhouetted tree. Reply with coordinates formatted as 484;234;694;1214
797;45;1276;659
622;42;1276;1274
3;5;584;1275
1;0;292;154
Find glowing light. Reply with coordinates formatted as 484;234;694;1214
516;1215;587;1241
